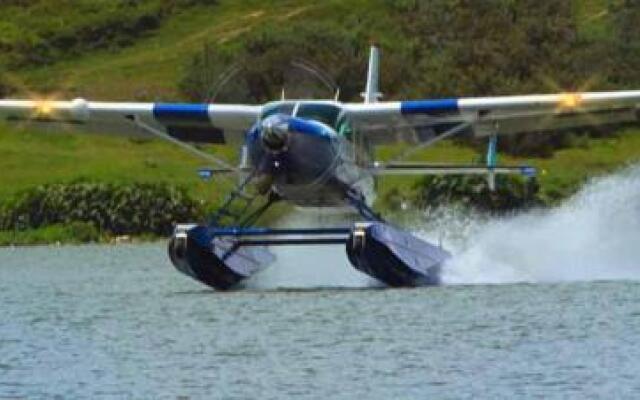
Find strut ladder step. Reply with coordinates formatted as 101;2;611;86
210;173;260;226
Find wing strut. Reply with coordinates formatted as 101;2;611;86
131;116;239;174
372;123;537;189
391;122;471;162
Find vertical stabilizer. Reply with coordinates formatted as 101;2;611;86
362;45;383;103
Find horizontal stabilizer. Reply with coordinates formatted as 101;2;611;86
197;167;252;179
371;162;537;177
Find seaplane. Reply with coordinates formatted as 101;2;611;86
1;45;640;290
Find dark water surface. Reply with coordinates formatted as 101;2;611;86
1;244;640;399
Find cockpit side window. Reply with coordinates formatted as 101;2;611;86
336;115;354;139
295;104;340;128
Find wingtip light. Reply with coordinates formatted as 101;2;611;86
559;93;582;109
35;100;53;116
28;92;62;118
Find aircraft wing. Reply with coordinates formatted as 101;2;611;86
0;99;261;145
343;91;640;144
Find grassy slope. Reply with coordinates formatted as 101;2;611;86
0;123;235;202
13;0;383;100
1;0;640;209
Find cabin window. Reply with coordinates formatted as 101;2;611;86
295;104;340;128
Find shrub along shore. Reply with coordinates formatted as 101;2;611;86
0;182;204;246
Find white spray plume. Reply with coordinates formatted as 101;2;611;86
434;165;640;285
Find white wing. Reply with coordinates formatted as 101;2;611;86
343;91;640;144
0;99;261;145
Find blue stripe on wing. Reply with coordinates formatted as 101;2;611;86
153;103;210;123
153;103;226;143
400;99;459;115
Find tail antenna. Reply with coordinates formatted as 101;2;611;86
361;44;383;103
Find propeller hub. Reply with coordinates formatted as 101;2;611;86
261;115;289;152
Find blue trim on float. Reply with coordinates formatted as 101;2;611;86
153;103;210;122
400;99;459;115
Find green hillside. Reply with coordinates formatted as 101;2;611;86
7;0;381;100
6;0;637;101
1;0;640;242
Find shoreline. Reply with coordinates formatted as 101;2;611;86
0;228;166;248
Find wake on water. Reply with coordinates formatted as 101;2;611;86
438;165;640;285
247;165;640;289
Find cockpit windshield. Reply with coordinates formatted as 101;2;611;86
261;102;342;130
295;104;340;128
261;102;296;119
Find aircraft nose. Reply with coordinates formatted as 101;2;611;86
261;115;289;152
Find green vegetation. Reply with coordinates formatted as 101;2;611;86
0;122;234;200
0;182;203;236
0;0;218;69
4;0;638;99
1;0;640;244
0;182;208;245
382;175;541;215
0;222;100;246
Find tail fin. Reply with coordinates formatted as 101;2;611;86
362;44;383;103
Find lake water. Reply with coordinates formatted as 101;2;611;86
2;167;640;399
2;243;640;399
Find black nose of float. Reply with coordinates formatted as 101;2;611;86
168;225;274;290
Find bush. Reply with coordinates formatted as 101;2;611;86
408;174;543;213
0;182;204;236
